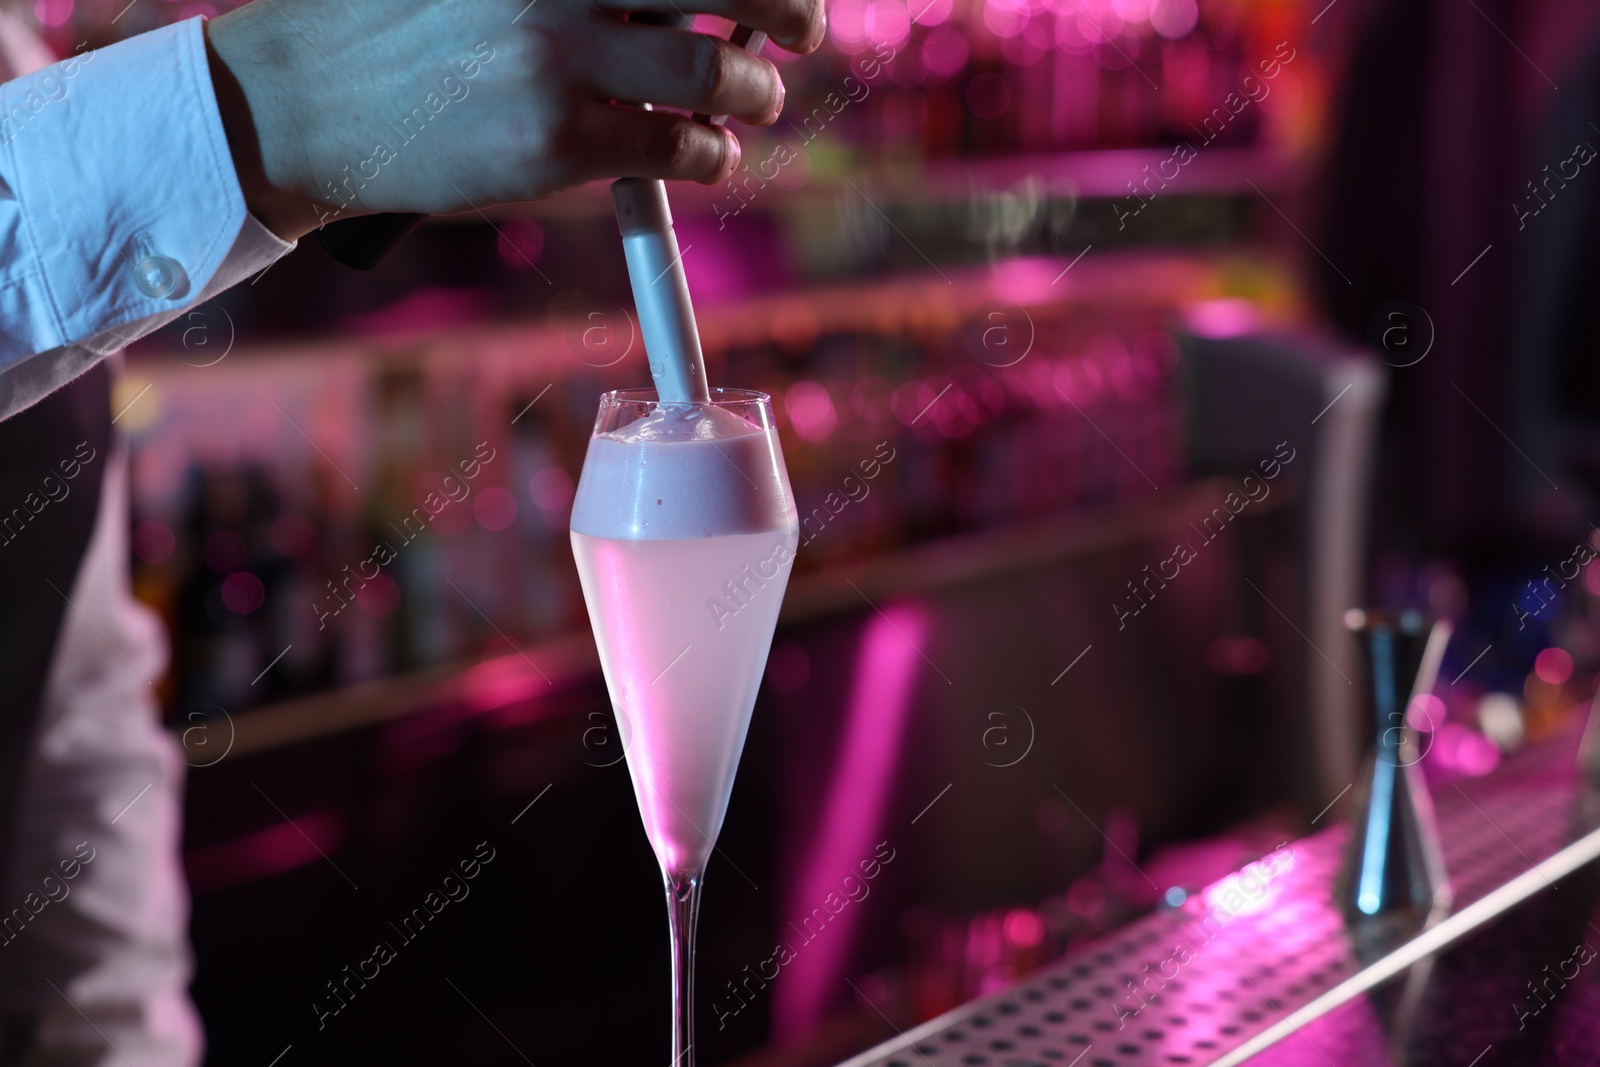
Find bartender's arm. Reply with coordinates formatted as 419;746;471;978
0;0;820;418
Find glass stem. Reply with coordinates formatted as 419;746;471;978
665;869;703;1067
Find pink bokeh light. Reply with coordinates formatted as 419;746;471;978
1430;722;1502;777
496;218;545;270
865;0;911;45
357;572;401;618
829;0;870;51
922;25;970;76
1004;908;1046;947
474;486;518;531
133;521;175;565
1184;297;1260;339
982;0;1030;36
221;571;265;615
530;467;575;512
1150;0;1197;38
966;72;1014;118
33;0;71;26
786;381;839;442
1535;647;1573;685
1407;692;1445;732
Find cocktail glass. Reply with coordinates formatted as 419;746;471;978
570;388;799;1066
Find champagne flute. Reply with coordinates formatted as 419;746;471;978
570;388;799;1066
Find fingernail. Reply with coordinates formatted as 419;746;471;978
723;127;742;178
772;77;787;121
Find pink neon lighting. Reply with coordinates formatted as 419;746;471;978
1183;297;1259;339
1199;848;1295;918
775;604;927;1037
185;809;346;895
461;653;550;712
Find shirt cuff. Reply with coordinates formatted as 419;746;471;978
0;214;292;421
80;209;293;356
0;15;283;364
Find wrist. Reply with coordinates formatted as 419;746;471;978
203;9;348;242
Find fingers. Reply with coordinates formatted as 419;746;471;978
572;102;741;186
607;0;825;54
592;26;783;125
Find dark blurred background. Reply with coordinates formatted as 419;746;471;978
18;0;1600;1060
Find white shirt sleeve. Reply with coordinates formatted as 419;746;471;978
7;433;202;1067
0;14;295;421
0;16;295;1064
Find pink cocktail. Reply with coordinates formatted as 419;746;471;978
571;389;799;1065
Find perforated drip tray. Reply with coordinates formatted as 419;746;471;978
837;739;1600;1067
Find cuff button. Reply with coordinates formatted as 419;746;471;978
132;254;187;299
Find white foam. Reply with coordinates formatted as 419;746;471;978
570;405;796;540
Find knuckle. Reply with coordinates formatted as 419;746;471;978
787;1;814;38
802;0;827;47
663;121;704;172
694;39;734;104
765;0;815;45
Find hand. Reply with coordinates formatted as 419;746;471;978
203;0;825;241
